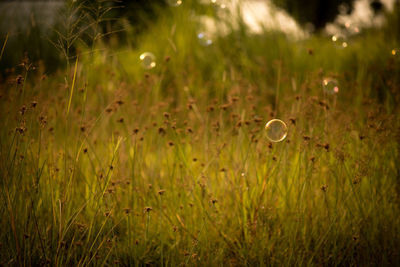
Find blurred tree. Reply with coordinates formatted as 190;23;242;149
272;0;355;29
115;0;165;28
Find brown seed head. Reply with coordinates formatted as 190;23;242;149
158;127;166;135
158;189;166;195
206;105;215;112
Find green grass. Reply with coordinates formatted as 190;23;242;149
0;1;400;266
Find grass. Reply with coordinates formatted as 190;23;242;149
0;1;399;266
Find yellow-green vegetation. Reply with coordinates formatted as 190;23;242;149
1;1;399;266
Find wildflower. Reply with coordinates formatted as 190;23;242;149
158;127;166;135
220;103;230;110
206;105;215;112
144;207;152;213
253;117;263;123
323;143;330;151
107;188;114;194
16;127;26;134
19;105;26;116
231;113;239;120
16;75;24;84
316;143;329;151
230;96;239;102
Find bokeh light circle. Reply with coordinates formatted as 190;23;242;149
331;35;348;48
322;77;339;94
197;32;213;46
265;119;288;142
139;52;156;69
167;0;182;6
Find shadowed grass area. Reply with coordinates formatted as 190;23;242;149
0;1;399;266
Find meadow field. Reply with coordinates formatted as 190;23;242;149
0;1;399;266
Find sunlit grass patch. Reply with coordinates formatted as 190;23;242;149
0;1;400;266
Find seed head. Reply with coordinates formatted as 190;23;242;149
158;189;166;195
206;105;215;112
158;127;166;135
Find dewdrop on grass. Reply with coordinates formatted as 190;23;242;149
322;78;339;94
139;52;156;69
265;119;288;142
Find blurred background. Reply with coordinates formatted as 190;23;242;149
0;0;398;75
